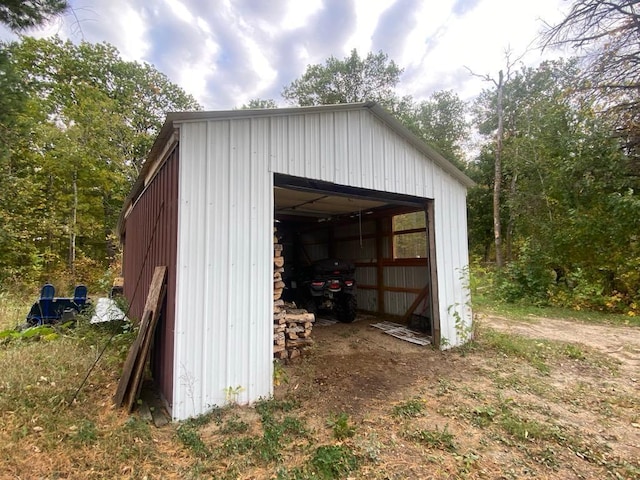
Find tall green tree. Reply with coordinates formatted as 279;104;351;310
399;90;469;170
282;49;402;107
0;37;200;285
0;0;67;30
472;59;640;309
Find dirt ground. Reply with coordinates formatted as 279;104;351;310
479;313;640;374
275;312;640;479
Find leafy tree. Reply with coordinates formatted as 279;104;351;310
542;0;640;164
282;49;402;107
240;98;278;109
399;90;469;169
472;58;640;310
0;37;200;285
0;0;67;30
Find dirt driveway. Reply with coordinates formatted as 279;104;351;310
480;313;640;374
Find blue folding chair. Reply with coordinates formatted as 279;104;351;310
73;285;88;307
37;283;56;324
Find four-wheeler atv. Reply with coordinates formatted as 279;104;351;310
301;258;357;323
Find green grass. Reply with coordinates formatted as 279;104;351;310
477;327;619;375
326;412;356;440
0;291;30;330
479;329;553;373
309;445;359;479
407;425;457;452
1;289;637;479
392;398;425;418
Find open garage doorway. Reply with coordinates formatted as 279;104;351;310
273;173;441;347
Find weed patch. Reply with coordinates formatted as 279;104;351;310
392;398;425;418
220;415;250;435
327;412;355;439
407;425;457;452
310;444;359;479
479;329;552;373
176;423;210;458
72;419;98;445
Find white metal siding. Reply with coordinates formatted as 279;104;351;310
433;180;473;347
173;118;273;420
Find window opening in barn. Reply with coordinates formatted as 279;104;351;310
392;211;427;259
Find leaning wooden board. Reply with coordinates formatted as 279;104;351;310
113;309;152;407
124;284;166;412
113;266;167;410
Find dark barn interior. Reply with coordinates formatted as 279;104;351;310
273;174;438;337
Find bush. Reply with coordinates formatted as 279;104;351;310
495;243;553;305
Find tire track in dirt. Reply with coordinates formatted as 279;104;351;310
479;313;640;374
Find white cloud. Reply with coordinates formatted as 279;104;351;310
399;0;569;100
0;0;571;109
165;0;194;24
115;3;150;61
346;0;396;53
281;0;323;30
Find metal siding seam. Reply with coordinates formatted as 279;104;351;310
235;119;248;403
286;116;296;176
383;127;394;192
214;121;231;410
259;119;274;400
347;110;359;182
309;114;321;179
192;121;209;414
438;179;452;346
326;112;337;183
174;124;195;417
226;119;239;402
373;120;385;191
335;112;347;185
201;120;215;409
358;110;371;189
304;114;312;178
195;122;210;413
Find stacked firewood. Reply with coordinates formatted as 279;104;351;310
273;227;314;360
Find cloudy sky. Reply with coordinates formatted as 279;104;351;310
1;0;571;109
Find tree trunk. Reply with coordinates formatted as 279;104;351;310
494;70;505;268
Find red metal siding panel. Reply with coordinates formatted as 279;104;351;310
122;147;179;407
